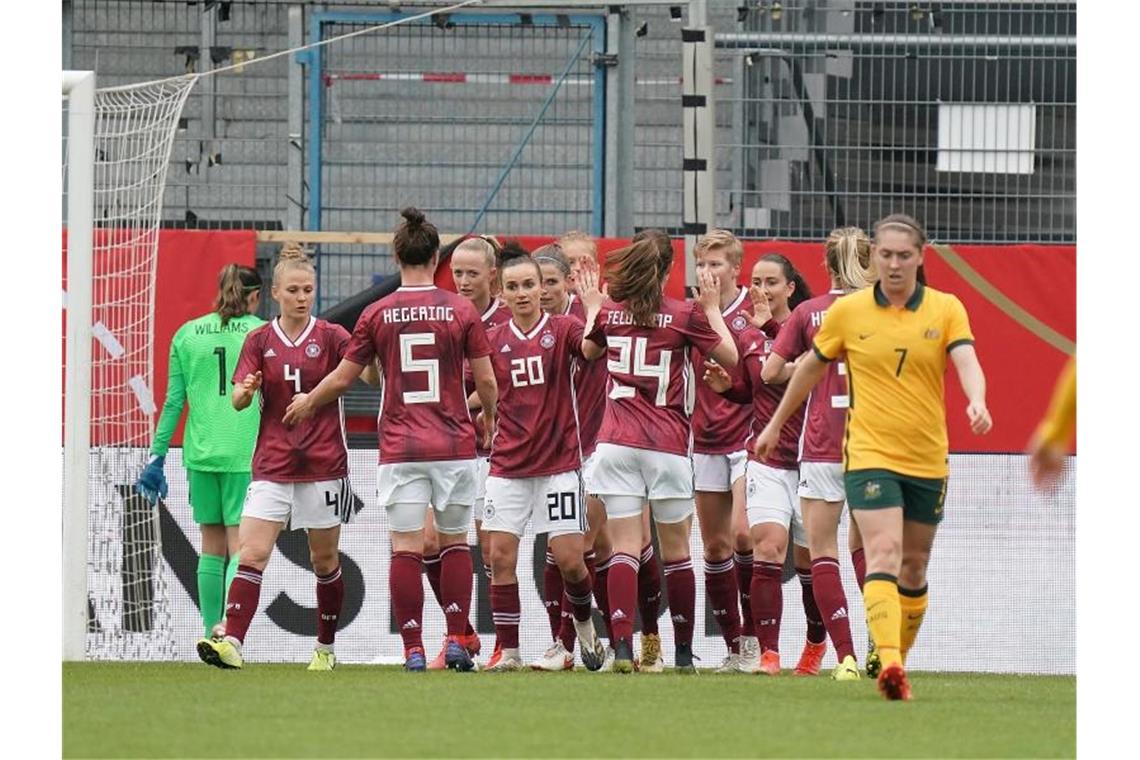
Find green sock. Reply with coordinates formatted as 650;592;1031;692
197;553;226;637
224;553;240;603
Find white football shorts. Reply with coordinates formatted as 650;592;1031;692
483;470;586;538
797;461;846;503
693;450;748;493
243;477;351;531
474;456;490;510
377;459;477;534
745;461;807;548
592;443;694;524
582;450;599;496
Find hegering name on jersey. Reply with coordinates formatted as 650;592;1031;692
381;305;456;324
605;310;674;328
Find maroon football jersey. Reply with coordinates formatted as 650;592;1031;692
586;297;723;457
566;295;606;457
234;317;350;482
691;287;755;455
466;298;513;457
731;322;806;471
346;285;492;464
487;313;586;478
771;291;847;464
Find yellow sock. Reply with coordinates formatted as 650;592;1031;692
863;575;902;669
899;585;929;665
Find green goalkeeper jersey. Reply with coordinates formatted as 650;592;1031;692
150;312;266;471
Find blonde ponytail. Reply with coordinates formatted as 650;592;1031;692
825;226;874;292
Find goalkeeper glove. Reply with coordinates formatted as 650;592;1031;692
136;455;168;504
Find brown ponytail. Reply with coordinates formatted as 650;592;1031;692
214;263;262;326
605;232;674;327
393;207;441;267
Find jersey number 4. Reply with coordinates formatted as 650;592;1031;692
399;333;440;404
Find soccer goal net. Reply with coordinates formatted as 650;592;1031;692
63;72;196;660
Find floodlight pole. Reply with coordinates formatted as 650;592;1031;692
683;0;715;290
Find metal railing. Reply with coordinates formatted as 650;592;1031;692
66;0;1076;249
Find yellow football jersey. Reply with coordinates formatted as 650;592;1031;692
812;283;974;478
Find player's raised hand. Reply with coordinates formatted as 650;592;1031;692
283;392;313;426
966;401;993;435
746;285;773;328
697;268;721;311
752;423;779;461
702;359;732;393
578;259;606;312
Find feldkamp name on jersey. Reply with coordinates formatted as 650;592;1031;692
605;310;674;328
382;305;456;324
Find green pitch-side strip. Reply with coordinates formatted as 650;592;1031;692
930;244;1075;356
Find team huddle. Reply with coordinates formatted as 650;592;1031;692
141;206;992;700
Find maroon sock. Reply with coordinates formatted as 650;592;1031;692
564;574;593;622
811;557;856;662
490;583;521;649
543;549;563;641
735;551;755;637
439;544;473;637
663;557;696;647
798;568;827;645
594;557;613;642
223;564;263;644
315;565;344;647
638;544;662;636
851;548;867;591
704;556;742;652
423;552;443;606
751;560;784;652
557;596;577;651
391;551;424;651
607;553;639;647
559;551;597;648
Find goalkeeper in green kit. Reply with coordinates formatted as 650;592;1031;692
136;264;265;638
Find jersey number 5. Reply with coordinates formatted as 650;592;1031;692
400;333;440;404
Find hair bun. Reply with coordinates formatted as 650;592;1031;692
400;207;425;227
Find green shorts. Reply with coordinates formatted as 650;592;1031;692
844;469;947;525
187;470;251;527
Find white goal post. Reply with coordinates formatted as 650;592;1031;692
63;70;95;662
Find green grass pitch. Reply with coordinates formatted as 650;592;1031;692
64;663;1074;758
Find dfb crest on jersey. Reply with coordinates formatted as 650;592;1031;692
540;332;556;349
305;342;321;358
731;314;748;332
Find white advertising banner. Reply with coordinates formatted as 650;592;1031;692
94;451;1075;674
